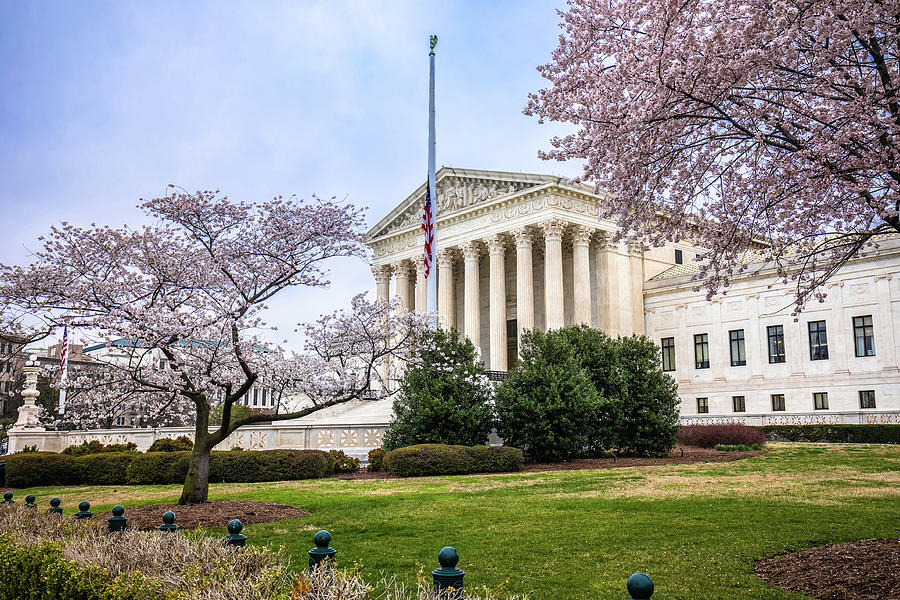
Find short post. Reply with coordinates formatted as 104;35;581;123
626;573;654;599
432;546;465;598
48;497;63;514
158;510;179;532
223;519;246;547
74;501;93;519
24;494;37;508
107;505;127;533
2;491;13;505
308;530;336;571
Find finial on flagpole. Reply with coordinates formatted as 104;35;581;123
429;35;438;55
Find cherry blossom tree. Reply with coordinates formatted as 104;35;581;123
527;0;900;310
0;190;429;503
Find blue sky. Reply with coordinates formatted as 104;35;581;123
0;0;581;349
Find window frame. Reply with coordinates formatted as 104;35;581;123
694;333;710;369
859;390;876;409
807;320;829;361
771;394;785;412
813;392;829;410
729;329;746;367
853;315;875;357
767;325;786;364
660;337;676;372
696;397;709;414
732;396;746;413
675;249;683;265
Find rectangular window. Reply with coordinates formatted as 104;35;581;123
859;390;876;409
853;315;875;357
771;394;785;411
116;416;125;426
767;325;786;363
729;329;746;366
697;397;709;413
252;388;258;406
813;392;829;410
694;333;709;369
660;337;676;372
262;389;267;407
808;320;829;360
732;396;746;412
675;249;683;264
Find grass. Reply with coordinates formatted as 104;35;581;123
14;442;900;600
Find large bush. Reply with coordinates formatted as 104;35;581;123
495;329;604;462
146;435;193;452
760;424;900;444
128;449;332;485
384;444;524;477
62;440;138;456
677;424;767;448
383;328;495;450
125;451;191;485
5;452;76;488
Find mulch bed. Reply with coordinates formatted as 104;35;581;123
337;446;761;479
756;539;900;600
97;500;308;531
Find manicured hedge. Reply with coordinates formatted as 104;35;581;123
208;449;332;483
5;452;77;488
0;537;161;600
760;424;900;444
676;424;767;448
384;444;524;477
73;453;139;485
125;451;191;485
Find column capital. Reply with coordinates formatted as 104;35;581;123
436;249;455;268
627;240;644;256
572;225;594;248
415;258;426;275
372;264;392;284
461;240;482;261
391;260;413;280
485;234;506;256
595;231;614;250
512;227;533;249
540;219;565;242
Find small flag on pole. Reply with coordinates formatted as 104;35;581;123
422;180;435;278
58;326;68;415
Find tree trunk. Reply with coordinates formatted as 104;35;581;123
179;405;213;504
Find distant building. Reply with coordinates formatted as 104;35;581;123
0;333;26;418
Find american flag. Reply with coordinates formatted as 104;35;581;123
421;179;435;278
59;325;68;382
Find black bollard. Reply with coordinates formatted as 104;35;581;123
308;530;336;571
223;519;246;547
48;497;63;515
158;510;179;532
432;547;465;599
74;501;93;519
107;505;127;533
627;572;654;599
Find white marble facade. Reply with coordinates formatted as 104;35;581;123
366;167;900;422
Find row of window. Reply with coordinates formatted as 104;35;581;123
0;361;11;374
661;315;876;371
0;343;18;355
696;390;877;413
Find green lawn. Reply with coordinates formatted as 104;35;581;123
16;443;900;600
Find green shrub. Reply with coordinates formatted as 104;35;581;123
714;443;762;452
125;451;191;485
678;424;767;448
73;452;138;485
383;328;496;450
495;329;604;462
62;440;138;456
560;327;679;457
384;444;524;477
760;424;900;444
5;452;76;488
329;449;360;473
146;436;193;452
0;537;163;600
367;448;386;472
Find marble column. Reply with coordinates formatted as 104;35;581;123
874;274;898;372
597;234;619;335
486;235;507;371
437;250;455;329
542;220;565;331
415;260;427;313
392;261;413;311
514;227;534;341
372;264;392;391
573;226;593;326
628;242;645;334
462;241;482;344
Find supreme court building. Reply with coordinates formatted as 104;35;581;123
366;167;900;424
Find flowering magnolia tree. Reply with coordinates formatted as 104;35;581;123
0;190;429;503
527;0;900;310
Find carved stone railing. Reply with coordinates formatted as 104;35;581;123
679;410;900;427
5;421;390;461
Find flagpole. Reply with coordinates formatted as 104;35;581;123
58;325;68;416
426;34;438;325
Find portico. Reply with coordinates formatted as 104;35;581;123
366;168;683;371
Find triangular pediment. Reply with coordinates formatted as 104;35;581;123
365;167;563;241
